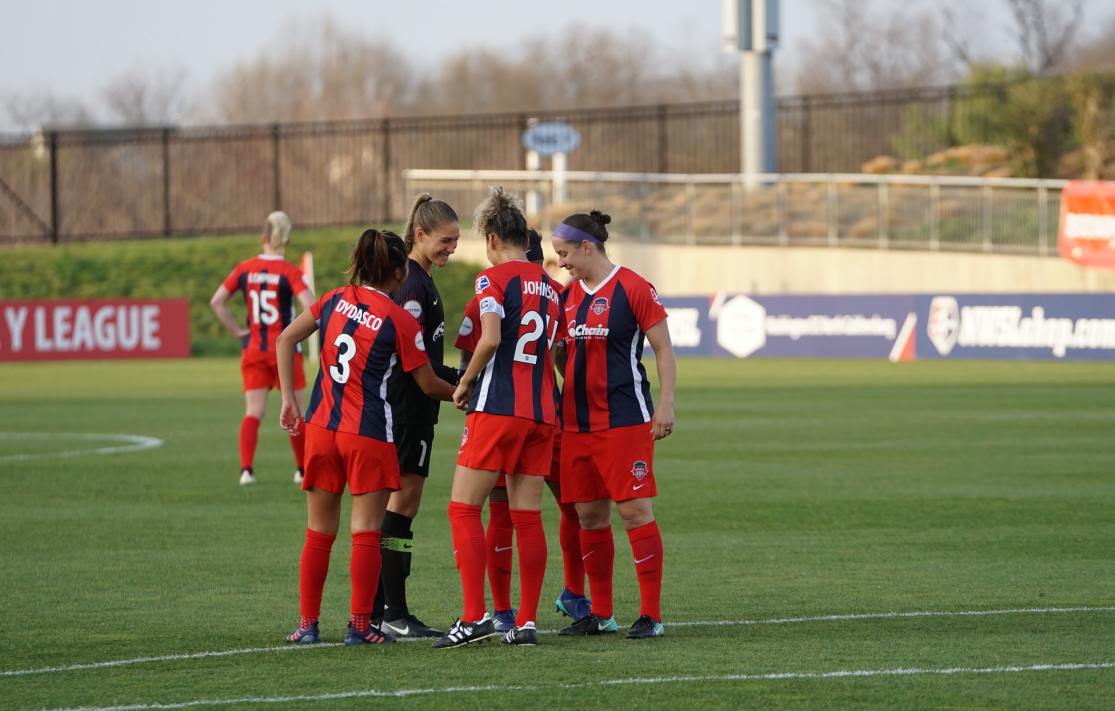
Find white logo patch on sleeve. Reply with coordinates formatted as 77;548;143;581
459;316;474;337
475;275;491;294
403;300;423;319
478;296;504;317
415;331;426;352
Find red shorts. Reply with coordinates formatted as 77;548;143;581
241;350;305;392
561;423;656;503
457;412;554;477
302;422;400;495
496;431;561;489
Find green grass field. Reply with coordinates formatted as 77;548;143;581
1;357;1113;710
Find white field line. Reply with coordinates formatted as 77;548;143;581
0;433;163;463
43;661;1115;711
4;605;1113;679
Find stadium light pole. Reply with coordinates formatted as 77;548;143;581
724;0;779;178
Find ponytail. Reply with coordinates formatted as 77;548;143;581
263;211;292;249
348;229;408;288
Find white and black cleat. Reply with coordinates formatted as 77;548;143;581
432;614;498;649
239;468;257;486
501;623;538;646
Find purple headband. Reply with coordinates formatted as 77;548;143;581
553;222;602;244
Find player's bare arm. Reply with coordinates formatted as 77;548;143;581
209;284;249;339
645;320;676;440
276;309;318;434
452;310;502;409
411;362;456;402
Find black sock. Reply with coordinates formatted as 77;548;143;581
380;511;414;620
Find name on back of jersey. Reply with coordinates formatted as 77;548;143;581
334;297;384;331
521;279;561;304
247;272;281;286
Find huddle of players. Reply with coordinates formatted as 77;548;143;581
220;188;676;648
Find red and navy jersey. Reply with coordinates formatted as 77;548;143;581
559;266;667;432
468;261;561;425
305;285;429;442
221;255;309;353
454;296;481;353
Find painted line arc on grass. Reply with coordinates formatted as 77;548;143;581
3;605;1113;679
42;661;1115;711
0;432;164;462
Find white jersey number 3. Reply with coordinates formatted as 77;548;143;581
329;333;357;384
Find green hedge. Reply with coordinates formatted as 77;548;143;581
0;228;484;356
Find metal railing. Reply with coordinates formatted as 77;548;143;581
404;169;1068;256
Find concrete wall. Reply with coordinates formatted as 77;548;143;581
451;239;1115;295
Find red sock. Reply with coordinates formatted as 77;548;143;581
239;415;260;470
299;529;335;620
350;530;382;629
627;520;663;621
579;526;614;619
558;502;585;595
510;509;546;627
448;501;487;622
289;420;305;471
486;500;514;611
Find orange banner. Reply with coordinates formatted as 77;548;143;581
1059;180;1115;269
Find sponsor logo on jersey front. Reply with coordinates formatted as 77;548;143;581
630;459;649;481
567;321;610;339
591;296;609;315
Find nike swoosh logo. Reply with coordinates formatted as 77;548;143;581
598;621;612;631
432;299;438;305
388;623;409;636
633;483;647;490
565;304;577;312
494;545;513;553
634;554;655;565
581;550;595;560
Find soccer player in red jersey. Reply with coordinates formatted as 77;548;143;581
210;212;314;486
276;229;456;645
434;189;562;649
455;230;590;633
551;211;677;640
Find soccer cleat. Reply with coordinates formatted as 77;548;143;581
381;613;444;639
492;609;518;633
558;613;619;636
626;615;665;639
344;623;395;645
286;621;320;644
239;468;256;486
555;588;592;621
432;615;498;649
501;623;538;646
293;468;304;484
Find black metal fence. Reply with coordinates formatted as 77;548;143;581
0;82;1028;244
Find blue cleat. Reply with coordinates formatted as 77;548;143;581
555;588;592;621
626;615;665;639
344;623;395;645
493;609;518;633
286;621;320;644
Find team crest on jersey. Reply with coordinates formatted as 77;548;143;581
475;275;491;294
630;460;649;481
591;296;609;315
649;287;662;305
433;322;445;342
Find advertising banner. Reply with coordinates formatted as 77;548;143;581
0;299;190;362
1059;180;1115;269
659;293;1115;361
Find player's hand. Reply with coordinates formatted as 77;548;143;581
452;382;472;411
236;328;250;339
651;403;674;440
280;400;303;434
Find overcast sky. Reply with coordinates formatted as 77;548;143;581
1;0;1113;125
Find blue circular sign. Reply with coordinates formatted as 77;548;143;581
522;122;581;156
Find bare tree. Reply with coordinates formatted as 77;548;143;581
795;0;958;94
2;92;94;131
208;16;413;124
101;65;192;126
1005;0;1085;75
